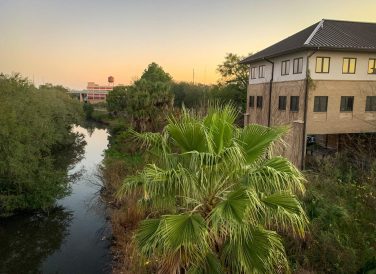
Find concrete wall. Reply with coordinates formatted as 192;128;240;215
245;80;306;168
307;80;376;134
270;80;306;125
277;121;304;168
246;80;306;126
245;82;270;126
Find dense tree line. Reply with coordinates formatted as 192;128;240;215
106;54;248;127
0;74;84;216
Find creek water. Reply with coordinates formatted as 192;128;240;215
0;125;112;273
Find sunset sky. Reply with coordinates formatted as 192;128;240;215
1;0;375;89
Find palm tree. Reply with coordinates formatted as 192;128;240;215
118;104;308;273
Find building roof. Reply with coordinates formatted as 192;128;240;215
240;19;376;64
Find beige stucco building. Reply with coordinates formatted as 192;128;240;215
241;19;376;168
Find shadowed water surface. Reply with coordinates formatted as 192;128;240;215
0;125;111;273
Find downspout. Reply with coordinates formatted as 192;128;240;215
301;49;318;169
264;58;274;127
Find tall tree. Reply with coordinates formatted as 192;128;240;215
119;104;308;273
138;62;172;83
126;63;174;132
217;53;250;91
107;85;128;114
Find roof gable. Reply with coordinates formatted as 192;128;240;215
307;20;376;49
241;19;376;64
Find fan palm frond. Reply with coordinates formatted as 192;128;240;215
119;104;307;273
262;192;308;237
238;124;288;164
160;213;210;266
245;156;306;195
223;226;289;274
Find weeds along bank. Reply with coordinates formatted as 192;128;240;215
101;130;146;273
289;153;376;274
102;116;376;273
0;74;84;216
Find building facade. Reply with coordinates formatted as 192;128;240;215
241;19;376;168
84;82;113;103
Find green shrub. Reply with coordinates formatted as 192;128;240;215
287;155;376;273
83;102;94;119
0;74;84;216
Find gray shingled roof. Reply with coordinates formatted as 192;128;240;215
240;19;376;64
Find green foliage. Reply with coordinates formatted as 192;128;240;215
209;84;246;113
83;102;94;119
170;53;247;104
171;82;209;108
118;104;308;273
39;83;69;93
105;63;174;132
170;54;248;126
106;85;128;114
214;53;249;125
0;73;84;216
217;53;249;91
287;154;376;273
139;62;172;83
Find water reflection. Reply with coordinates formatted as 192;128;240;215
0;207;73;273
82;120;108;137
41;125;111;274
0;125;111;273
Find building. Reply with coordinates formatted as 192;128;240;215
84;82;113;103
240;19;376;168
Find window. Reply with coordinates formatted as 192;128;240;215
316;57;330;73
340;96;354;112
368;59;376;74
290;96;299;112
281;60;290;75
314;96;328;112
293;57;303;74
249;96;255;108
342;58;356;74
278;96;287;110
366;96;376;111
259;65;265;78
256;96;263;108
251;67;256;79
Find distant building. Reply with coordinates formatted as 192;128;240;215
241;19;376;168
84;82;113;103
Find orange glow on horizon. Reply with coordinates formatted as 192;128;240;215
0;0;375;90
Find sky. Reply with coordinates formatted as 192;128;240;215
0;0;375;90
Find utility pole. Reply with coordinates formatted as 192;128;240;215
193;68;195;85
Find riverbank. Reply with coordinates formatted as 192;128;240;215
0;125;112;273
98;116;147;273
0;75;84;217
101;113;376;273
